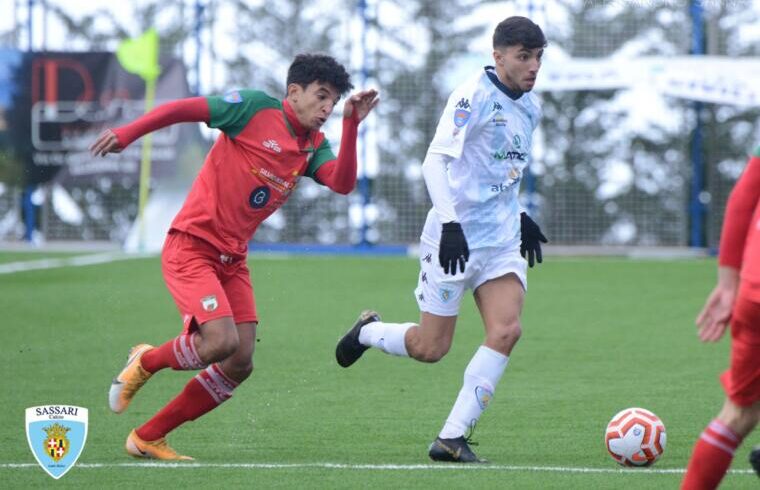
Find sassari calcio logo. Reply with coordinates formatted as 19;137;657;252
25;405;88;479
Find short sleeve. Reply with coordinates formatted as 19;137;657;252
427;77;481;159
206;89;281;138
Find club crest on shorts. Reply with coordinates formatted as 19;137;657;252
439;288;453;303
25;405;88;479
201;295;218;312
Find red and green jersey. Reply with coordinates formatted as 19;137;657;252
170;90;336;257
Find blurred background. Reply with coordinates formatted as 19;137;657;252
0;0;758;254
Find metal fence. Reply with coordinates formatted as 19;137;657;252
1;0;759;250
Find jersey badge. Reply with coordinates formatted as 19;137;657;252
223;91;242;103
249;186;271;209
439;287;453;303
453;97;471;128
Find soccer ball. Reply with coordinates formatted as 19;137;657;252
605;407;666;467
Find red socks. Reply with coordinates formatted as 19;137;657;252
681;419;742;490
141;333;206;373
136;363;238;441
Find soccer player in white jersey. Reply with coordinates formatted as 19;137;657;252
336;16;548;463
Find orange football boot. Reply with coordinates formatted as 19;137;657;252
109;344;154;413
125;430;194;461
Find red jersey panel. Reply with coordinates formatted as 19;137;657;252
740;203;760;300
170;90;336;257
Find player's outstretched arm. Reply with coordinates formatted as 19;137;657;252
316;90;380;194
696;266;739;342
89;97;210;157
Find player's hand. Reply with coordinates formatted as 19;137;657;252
439;222;469;276
696;267;739;342
696;286;734;342
343;89;379;123
520;212;548;267
89;129;123;157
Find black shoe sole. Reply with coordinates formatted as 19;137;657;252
335;310;380;368
428;437;485;463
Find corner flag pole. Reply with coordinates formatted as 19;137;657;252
116;29;161;253
137;77;157;253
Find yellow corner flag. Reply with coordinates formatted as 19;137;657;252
117;29;161;252
116;28;161;81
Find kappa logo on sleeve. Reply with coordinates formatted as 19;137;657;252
26;405;88;479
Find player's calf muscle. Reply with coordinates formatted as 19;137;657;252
406;334;451;363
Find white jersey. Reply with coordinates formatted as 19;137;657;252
421;67;541;250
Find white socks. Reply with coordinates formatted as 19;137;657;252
439;345;509;439
358;321;414;357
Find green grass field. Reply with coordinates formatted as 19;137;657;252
2;253;758;488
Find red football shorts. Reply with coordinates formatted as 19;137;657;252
161;230;257;333
720;288;760;407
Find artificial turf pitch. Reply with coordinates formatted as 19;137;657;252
2;253;757;488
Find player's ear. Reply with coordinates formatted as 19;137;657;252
286;83;304;103
492;48;505;67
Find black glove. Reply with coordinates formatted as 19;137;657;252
520;212;548;267
439;222;469;276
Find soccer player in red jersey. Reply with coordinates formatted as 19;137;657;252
681;146;760;489
90;54;378;460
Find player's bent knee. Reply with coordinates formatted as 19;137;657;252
485;321;521;355
218;335;240;359
203;332;240;363
720;401;760;437
490;322;522;344
226;360;253;383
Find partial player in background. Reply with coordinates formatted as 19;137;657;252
335;17;547;462
681;146;760;489
90;54;378;460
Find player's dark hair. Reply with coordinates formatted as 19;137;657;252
286;53;353;96
493;16;547;50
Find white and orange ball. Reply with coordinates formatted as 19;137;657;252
605;407;666;467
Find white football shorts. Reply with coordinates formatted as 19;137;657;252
413;241;528;317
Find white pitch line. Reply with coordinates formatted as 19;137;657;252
0;252;151;275
0;462;755;474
